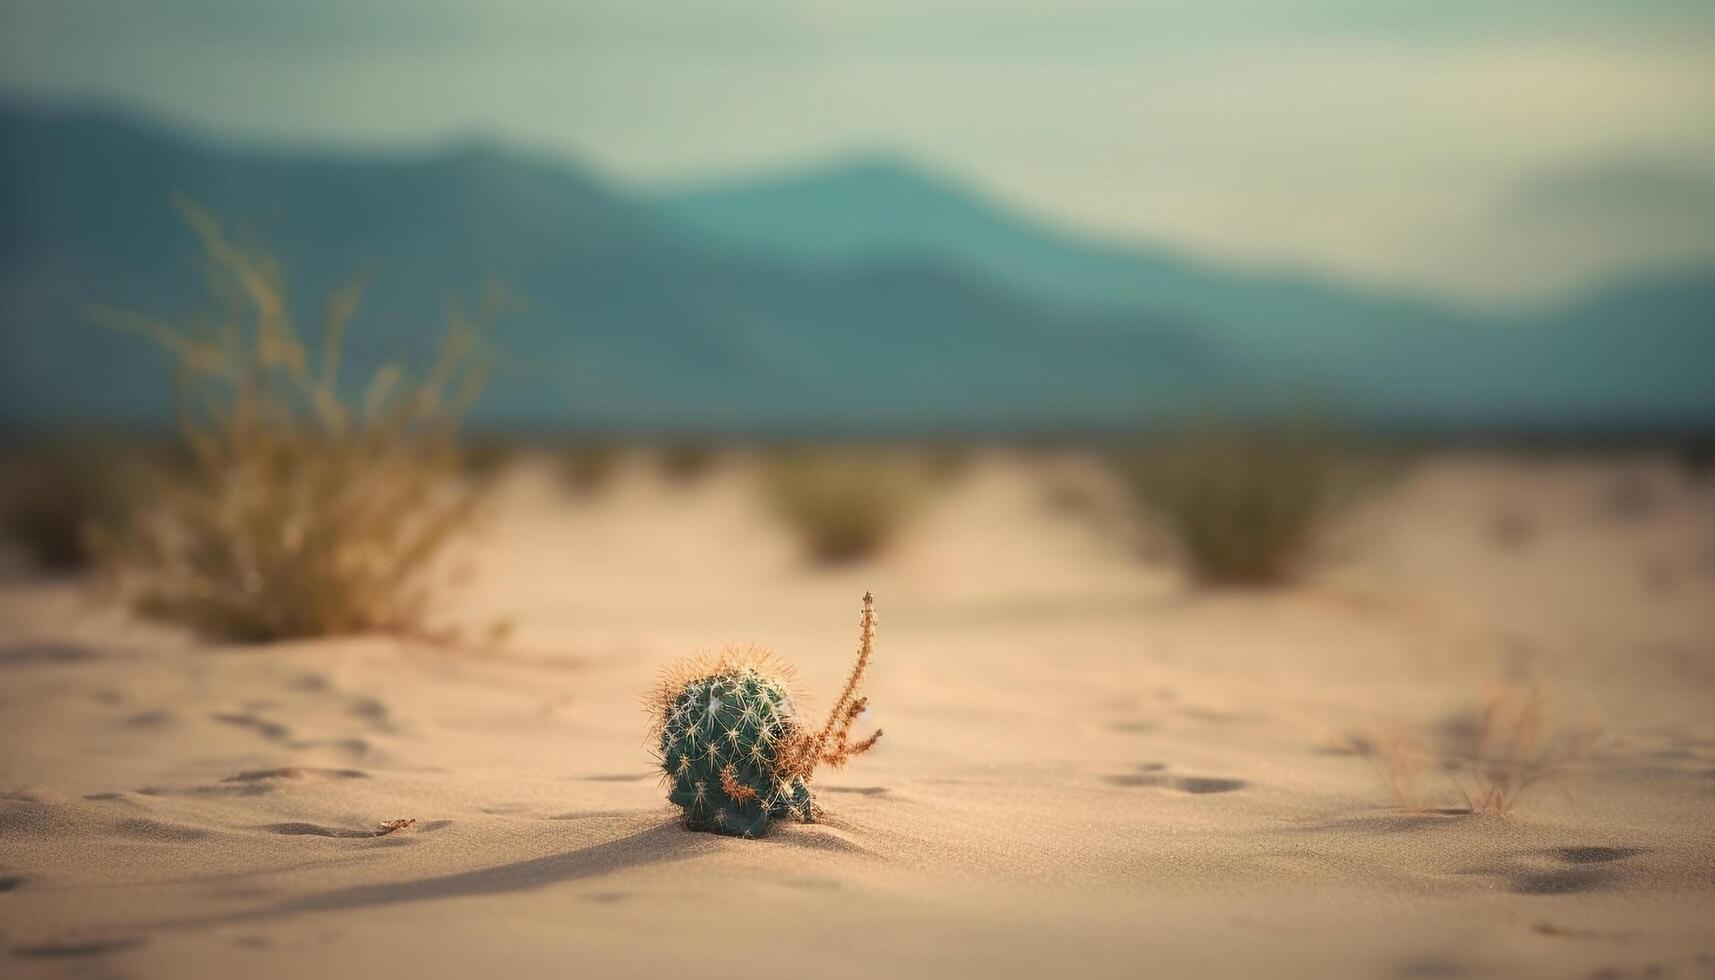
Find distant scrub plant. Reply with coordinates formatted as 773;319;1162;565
0;440;150;573
95;201;506;641
560;441;623;496
648;593;883;837
655;442;720;484
1113;419;1369;586
761;447;930;564
1377;685;1599;816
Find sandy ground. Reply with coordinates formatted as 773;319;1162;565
1;451;1713;979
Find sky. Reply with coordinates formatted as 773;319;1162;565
2;0;1714;306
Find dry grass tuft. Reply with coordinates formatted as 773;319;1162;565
773;592;885;779
1451;685;1600;815
1113;420;1371;586
655;442;720;485
761;447;930;564
0;441;153;573
1376;685;1600;816
94;202;506;642
559;441;623;496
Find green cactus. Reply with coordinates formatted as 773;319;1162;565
655;662;815;836
649;593;882;837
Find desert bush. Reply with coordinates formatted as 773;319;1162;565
95;203;504;641
1676;437;1714;483
462;437;522;479
1112;420;1367;585
0;441;149;573
649;592;883;837
655;442;719;484
761;447;929;564
559;441;623;496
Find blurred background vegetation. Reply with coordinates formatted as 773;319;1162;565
1;2;1711;637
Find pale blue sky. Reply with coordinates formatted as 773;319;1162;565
3;0;1713;304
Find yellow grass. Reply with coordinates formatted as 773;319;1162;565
94;202;506;641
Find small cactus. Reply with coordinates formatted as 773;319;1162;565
648;593;883;837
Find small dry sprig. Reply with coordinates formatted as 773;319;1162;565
1374;721;1432;811
374;818;417;836
782;591;884;776
1374;684;1599;816
1450;685;1599;815
94;200;508;642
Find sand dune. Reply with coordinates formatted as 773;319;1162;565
2;452;1713;978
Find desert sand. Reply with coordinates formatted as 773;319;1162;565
2;451;1713;979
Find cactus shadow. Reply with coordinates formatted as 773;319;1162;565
151;820;703;930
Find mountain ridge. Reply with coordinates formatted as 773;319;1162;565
2;102;1711;436
0;103;1230;436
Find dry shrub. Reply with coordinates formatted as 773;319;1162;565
1377;685;1600;816
655;442;719;484
95;203;505;641
1113;420;1369;586
462;437;522;479
1487;508;1538;551
559;441;623;496
0;441;150;573
761;447;930;564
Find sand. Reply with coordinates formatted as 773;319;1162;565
2;451;1713;979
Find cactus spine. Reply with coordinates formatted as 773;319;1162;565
649;593;883;837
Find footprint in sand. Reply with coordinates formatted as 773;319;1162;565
259;822;395;839
348;697;393;729
1550;846;1646;864
0;642;100;668
1506;867;1619;895
210;712;292;741
1467;845;1646;895
260;819;451;838
223;767;369;784
1105;766;1247;794
11;936;146;959
1176;777;1248;794
114;817;215;842
548;809;648;821
128;767;370;799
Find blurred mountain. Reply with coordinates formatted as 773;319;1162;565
660;156;1715;432
0;105;1229;435
2;105;1711;437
